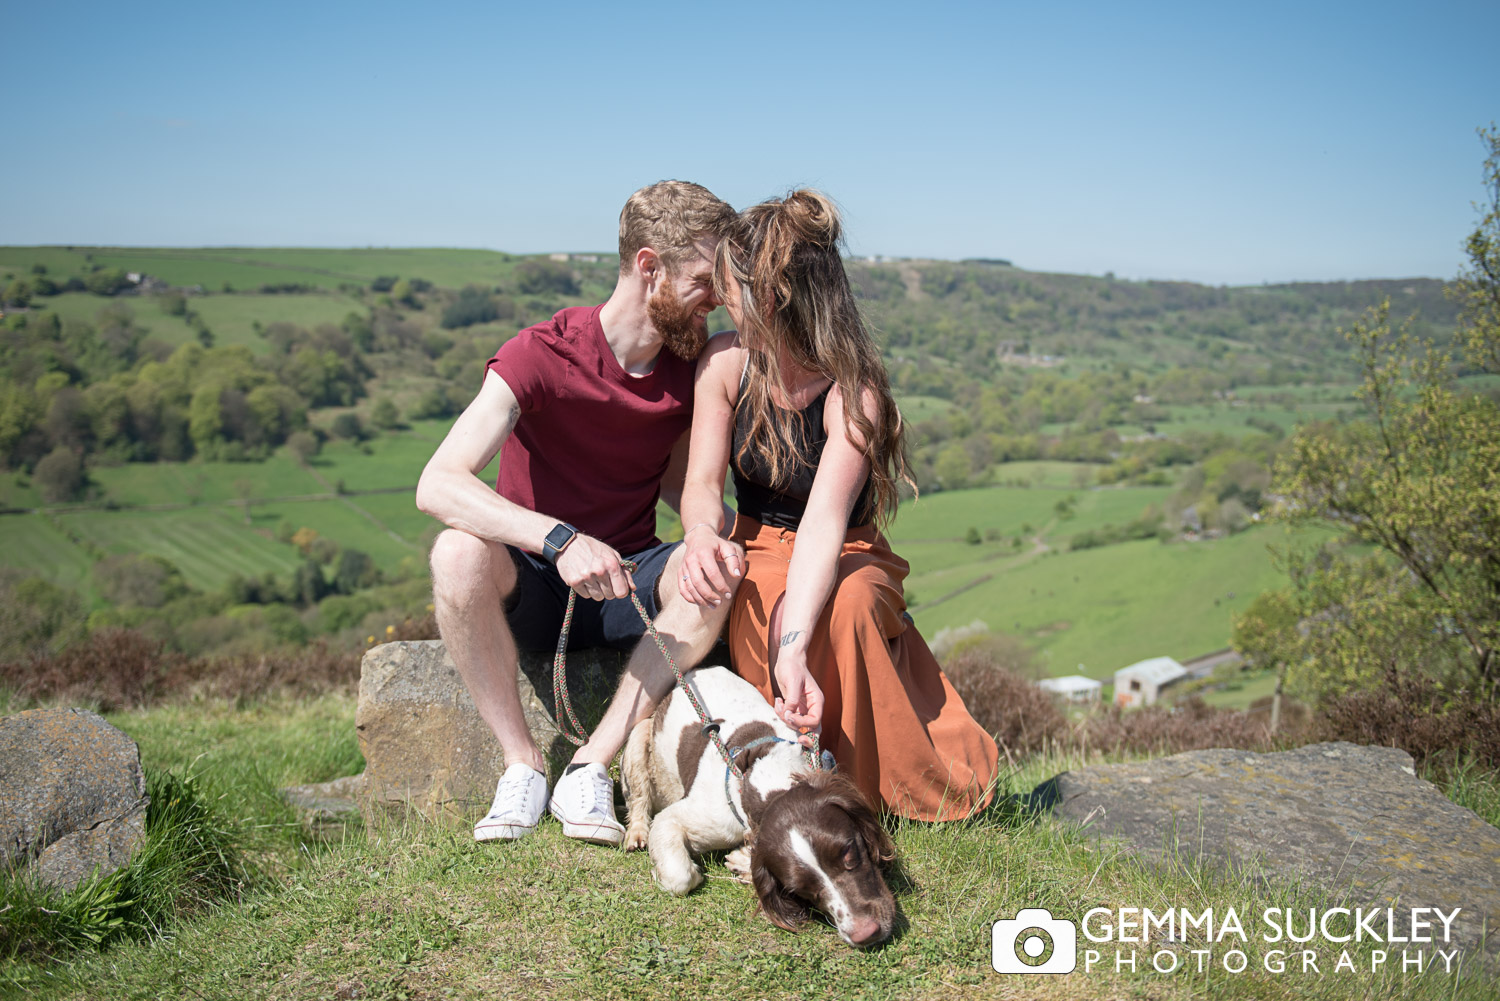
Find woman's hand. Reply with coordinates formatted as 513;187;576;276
773;648;825;742
677;524;743;607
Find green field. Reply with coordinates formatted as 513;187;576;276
32;290;367;355
909;527;1292;677
886;484;1299;677
54;507;303;592
894;393;954;422
0;247;534;293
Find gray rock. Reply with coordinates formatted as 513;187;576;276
354;640;625;824
282;773;366;839
0;708;149;890
1035;741;1500;971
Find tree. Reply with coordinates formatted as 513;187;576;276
93;554;189;608
0;569;86;660
286;429;319;464
1263;300;1499;699
333;548;381;594
933;443;970;490
514;260;579;296
85;268;130;296
331;413;364;441
4;279;31;307
34;446;86;502
1243;133;1500;702
371;398;400;430
441;285;499;329
293;559;329;606
1452;125;1500;374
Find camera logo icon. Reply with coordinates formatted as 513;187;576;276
992;908;1078;974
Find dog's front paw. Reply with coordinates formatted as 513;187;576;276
653;858;704;896
623;821;649;852
723;846;753;884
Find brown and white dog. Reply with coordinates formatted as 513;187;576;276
621;666;897;947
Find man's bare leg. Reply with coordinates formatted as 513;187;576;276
569;543;740;767
428;528;546;774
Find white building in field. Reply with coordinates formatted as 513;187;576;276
1113;656;1187;707
1037;675;1102;704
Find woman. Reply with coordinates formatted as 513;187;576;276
677;190;998;821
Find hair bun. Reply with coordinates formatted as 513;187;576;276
780;189;841;248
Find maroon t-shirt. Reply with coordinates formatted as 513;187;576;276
485;305;693;555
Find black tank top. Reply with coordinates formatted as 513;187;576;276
731;383;876;531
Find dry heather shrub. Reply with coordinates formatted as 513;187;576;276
0;629;361;710
387;609;439;642
942;650;1068;754
0;628;184;711
1314;669;1500;773
1082;696;1277;757
168;640;360;703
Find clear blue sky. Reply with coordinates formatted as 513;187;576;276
3;1;1495;285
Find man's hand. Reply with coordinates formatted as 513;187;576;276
772;651;825;740
555;534;633;601
678;525;743;607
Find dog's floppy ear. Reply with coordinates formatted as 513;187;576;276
750;845;808;932
818;772;896;865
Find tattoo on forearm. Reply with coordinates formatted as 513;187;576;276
778;631;802;648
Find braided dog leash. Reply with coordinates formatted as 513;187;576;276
551;558;823;773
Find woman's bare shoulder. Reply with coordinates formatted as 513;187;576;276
695;332;747;399
825;382;883;440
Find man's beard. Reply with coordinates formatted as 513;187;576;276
648;279;709;361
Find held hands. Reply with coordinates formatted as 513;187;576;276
678;523;743;607
555;534;634;601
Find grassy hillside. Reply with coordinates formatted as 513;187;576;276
0;247;531;293
5;692;1489;1000
889;485;1301;674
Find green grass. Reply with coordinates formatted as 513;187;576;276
253;499;421;568
0;419;488;595
0;247;532;292
90;453;326;507
907;526;1296;677
1157;401;1350;437
56;507;303;592
0;514;97;595
988;460;1102;488
892;484;1064;540
310;431;440;494
4;692;1491;1000
31;290;367;354
1197;668;1282;710
895;394;954;422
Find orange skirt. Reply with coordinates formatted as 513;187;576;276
727;516;999;821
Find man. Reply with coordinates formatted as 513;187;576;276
416;180;746;847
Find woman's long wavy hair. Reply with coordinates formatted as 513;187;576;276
714;189;914;528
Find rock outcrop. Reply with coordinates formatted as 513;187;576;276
0;708;149;890
353;640;625;823
1036;741;1499;970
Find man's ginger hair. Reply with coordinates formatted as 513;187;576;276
618;180;738;276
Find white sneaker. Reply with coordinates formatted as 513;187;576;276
474;763;548;841
549;762;626;847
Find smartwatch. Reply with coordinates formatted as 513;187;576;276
542;522;578;565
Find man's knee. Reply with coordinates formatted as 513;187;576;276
429;529;518;606
656;541;745;615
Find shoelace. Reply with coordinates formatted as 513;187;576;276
561;768;613;817
493;774;534;819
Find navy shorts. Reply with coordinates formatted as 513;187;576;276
504;540;680;653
